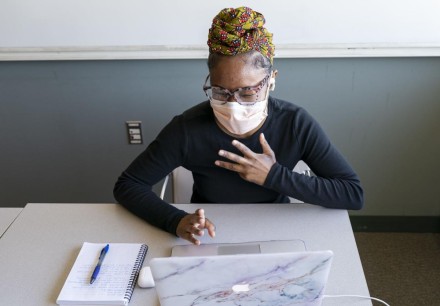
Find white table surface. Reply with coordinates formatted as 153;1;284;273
0;207;22;237
0;203;371;305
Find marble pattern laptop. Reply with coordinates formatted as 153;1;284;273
150;250;333;306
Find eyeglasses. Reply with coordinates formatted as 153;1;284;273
203;73;270;105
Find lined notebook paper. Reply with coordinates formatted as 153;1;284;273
57;242;148;305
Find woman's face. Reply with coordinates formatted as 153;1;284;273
209;54;269;101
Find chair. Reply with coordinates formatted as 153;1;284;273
289;160;311;203
160;161;311;204
159;167;192;203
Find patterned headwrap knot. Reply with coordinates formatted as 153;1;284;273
207;7;275;63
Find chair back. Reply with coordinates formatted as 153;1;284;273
172;167;193;203
169;161;311;204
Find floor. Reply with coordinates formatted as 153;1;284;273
354;233;440;306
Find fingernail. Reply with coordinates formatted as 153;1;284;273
232;140;238;145
215;161;220;166
218;150;224;156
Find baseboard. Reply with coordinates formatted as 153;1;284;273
349;216;440;233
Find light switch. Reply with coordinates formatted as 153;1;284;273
126;121;143;144
129;128;140;135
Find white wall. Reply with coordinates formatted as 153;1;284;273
1;0;440;60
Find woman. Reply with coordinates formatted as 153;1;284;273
114;7;363;245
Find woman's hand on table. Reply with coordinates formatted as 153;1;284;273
176;208;216;245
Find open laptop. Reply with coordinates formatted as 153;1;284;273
150;250;333;306
171;239;306;257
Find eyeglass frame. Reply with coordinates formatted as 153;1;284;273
203;73;271;105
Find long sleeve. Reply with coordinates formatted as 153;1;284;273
263;106;364;209
113;116;189;235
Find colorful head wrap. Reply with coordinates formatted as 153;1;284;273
207;7;275;63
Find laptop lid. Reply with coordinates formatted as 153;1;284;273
150;250;333;306
171;239;306;257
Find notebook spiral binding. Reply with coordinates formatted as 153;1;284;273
124;244;148;302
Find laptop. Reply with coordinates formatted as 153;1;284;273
150;250;333;306
171;239;306;257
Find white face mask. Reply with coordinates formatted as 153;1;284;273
210;82;272;135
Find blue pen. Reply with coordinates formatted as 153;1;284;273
90;244;109;284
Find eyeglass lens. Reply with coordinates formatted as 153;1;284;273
204;74;270;104
209;88;261;103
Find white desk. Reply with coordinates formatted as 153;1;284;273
0;203;371;305
0;207;22;237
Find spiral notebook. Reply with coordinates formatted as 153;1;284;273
56;242;148;305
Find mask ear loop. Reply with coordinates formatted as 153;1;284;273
269;77;276;91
